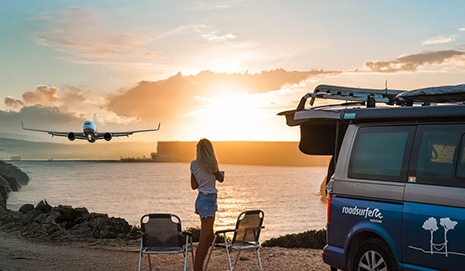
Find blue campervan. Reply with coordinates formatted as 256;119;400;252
280;84;465;271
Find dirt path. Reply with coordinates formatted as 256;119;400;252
0;231;327;271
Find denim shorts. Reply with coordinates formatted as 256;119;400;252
195;192;218;219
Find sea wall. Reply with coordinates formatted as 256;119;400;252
157;141;331;167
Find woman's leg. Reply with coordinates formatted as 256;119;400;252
194;215;215;271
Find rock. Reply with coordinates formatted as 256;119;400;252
35;200;52;213
19;204;34;213
0;176;12;211
0;161;30;211
0;161;29;185
0;175;21;191
0;201;139;241
0;162;137;241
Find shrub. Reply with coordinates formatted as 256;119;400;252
262;229;326;249
185;227;226;243
185;227;326;249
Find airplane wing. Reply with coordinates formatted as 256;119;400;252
97;122;161;138
21;122;78;137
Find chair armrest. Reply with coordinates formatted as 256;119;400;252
182;231;193;237
214;228;236;235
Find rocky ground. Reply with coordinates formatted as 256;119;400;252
0;230;327;271
0;194;328;271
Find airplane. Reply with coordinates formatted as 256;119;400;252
22;114;161;143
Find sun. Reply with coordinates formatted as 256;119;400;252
188;93;269;141
181;85;300;142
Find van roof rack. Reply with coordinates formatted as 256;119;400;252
296;84;465;110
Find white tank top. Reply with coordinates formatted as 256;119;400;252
190;160;217;194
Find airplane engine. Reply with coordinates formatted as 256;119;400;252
67;132;75;141
104;132;112;141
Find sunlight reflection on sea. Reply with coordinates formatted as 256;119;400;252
7;161;327;240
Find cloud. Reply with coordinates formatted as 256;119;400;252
193;25;237;42
19;105;78;125
105;69;340;121
36;7;153;61
22;85;60;106
201;31;237;42
0;104;81;135
59;86;88;108
5;84;103;121
4;96;23;109
422;35;456;45
364;49;465;72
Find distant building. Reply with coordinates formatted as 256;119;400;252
10;155;21;161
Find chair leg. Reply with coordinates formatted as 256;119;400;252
225;241;233;271
184;251;188;271
233;250;241;271
256;248;263;271
184;236;189;271
138;251;143;271
147;254;152;271
204;234;217;271
138;240;144;271
190;237;195;270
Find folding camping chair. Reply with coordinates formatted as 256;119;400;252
138;213;194;271
205;210;265;271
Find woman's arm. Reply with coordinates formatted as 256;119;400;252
214;170;224;183
191;174;199;190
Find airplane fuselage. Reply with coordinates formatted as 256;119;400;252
82;120;97;143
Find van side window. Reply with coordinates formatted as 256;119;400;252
348;126;414;182
412;124;465;187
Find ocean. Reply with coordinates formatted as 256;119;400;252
7;161;327;241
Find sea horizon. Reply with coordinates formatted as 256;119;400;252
0;137;332;167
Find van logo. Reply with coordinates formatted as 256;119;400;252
341;206;383;224
409;217;465;257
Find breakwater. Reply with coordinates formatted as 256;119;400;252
157;141;330;166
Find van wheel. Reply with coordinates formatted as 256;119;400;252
351;238;397;271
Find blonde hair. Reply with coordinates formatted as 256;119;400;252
196;138;219;173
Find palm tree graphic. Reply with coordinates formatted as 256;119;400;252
421;217;457;256
440;217;458;257
422;217;438;255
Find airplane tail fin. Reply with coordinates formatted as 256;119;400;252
93;113;97;131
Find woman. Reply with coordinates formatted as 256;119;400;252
190;138;224;271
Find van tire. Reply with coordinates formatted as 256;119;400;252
350;238;397;271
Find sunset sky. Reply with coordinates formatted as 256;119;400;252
1;1;465;143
